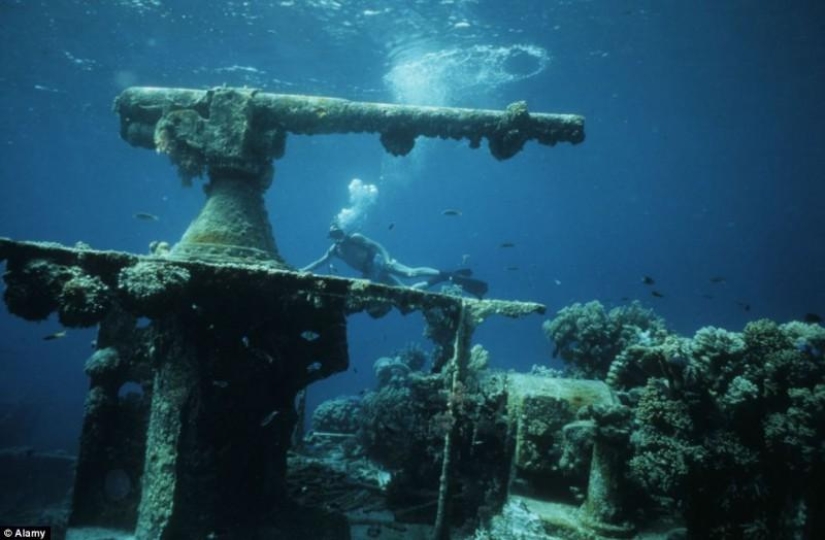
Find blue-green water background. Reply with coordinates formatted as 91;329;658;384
1;0;823;451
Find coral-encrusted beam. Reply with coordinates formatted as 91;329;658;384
115;86;584;168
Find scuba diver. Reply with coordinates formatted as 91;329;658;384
301;224;488;298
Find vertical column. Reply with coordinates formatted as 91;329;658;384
432;301;473;540
170;165;286;267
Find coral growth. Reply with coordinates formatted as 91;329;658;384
117;261;191;317
311;346;510;530
58;273;112;326
311;396;363;434
543;300;668;379
2;259;112;326
373;356;412;388
545;304;825;537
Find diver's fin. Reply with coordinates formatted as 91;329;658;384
449;273;488;299
426;269;488;298
426;271;450;287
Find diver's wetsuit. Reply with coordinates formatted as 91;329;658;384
301;233;440;287
302;230;488;298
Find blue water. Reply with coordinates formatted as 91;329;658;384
1;0;823;452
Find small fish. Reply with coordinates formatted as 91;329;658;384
499;242;516;248
307;361;322;373
34;84;62;93
441;209;462;217
260;409;280;427
505;266;519;271
736;301;751;312
43;330;67;341
701;293;714;300
651;290;665;298
249;347;275;364
212;380;229;389
388;222;395;230
709;276;727;284
554;279;562;286
461;254;471;265
803;312;822;324
641;275;655;285
134;212;159;221
300;330;320;342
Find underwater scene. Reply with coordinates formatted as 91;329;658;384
1;1;824;539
